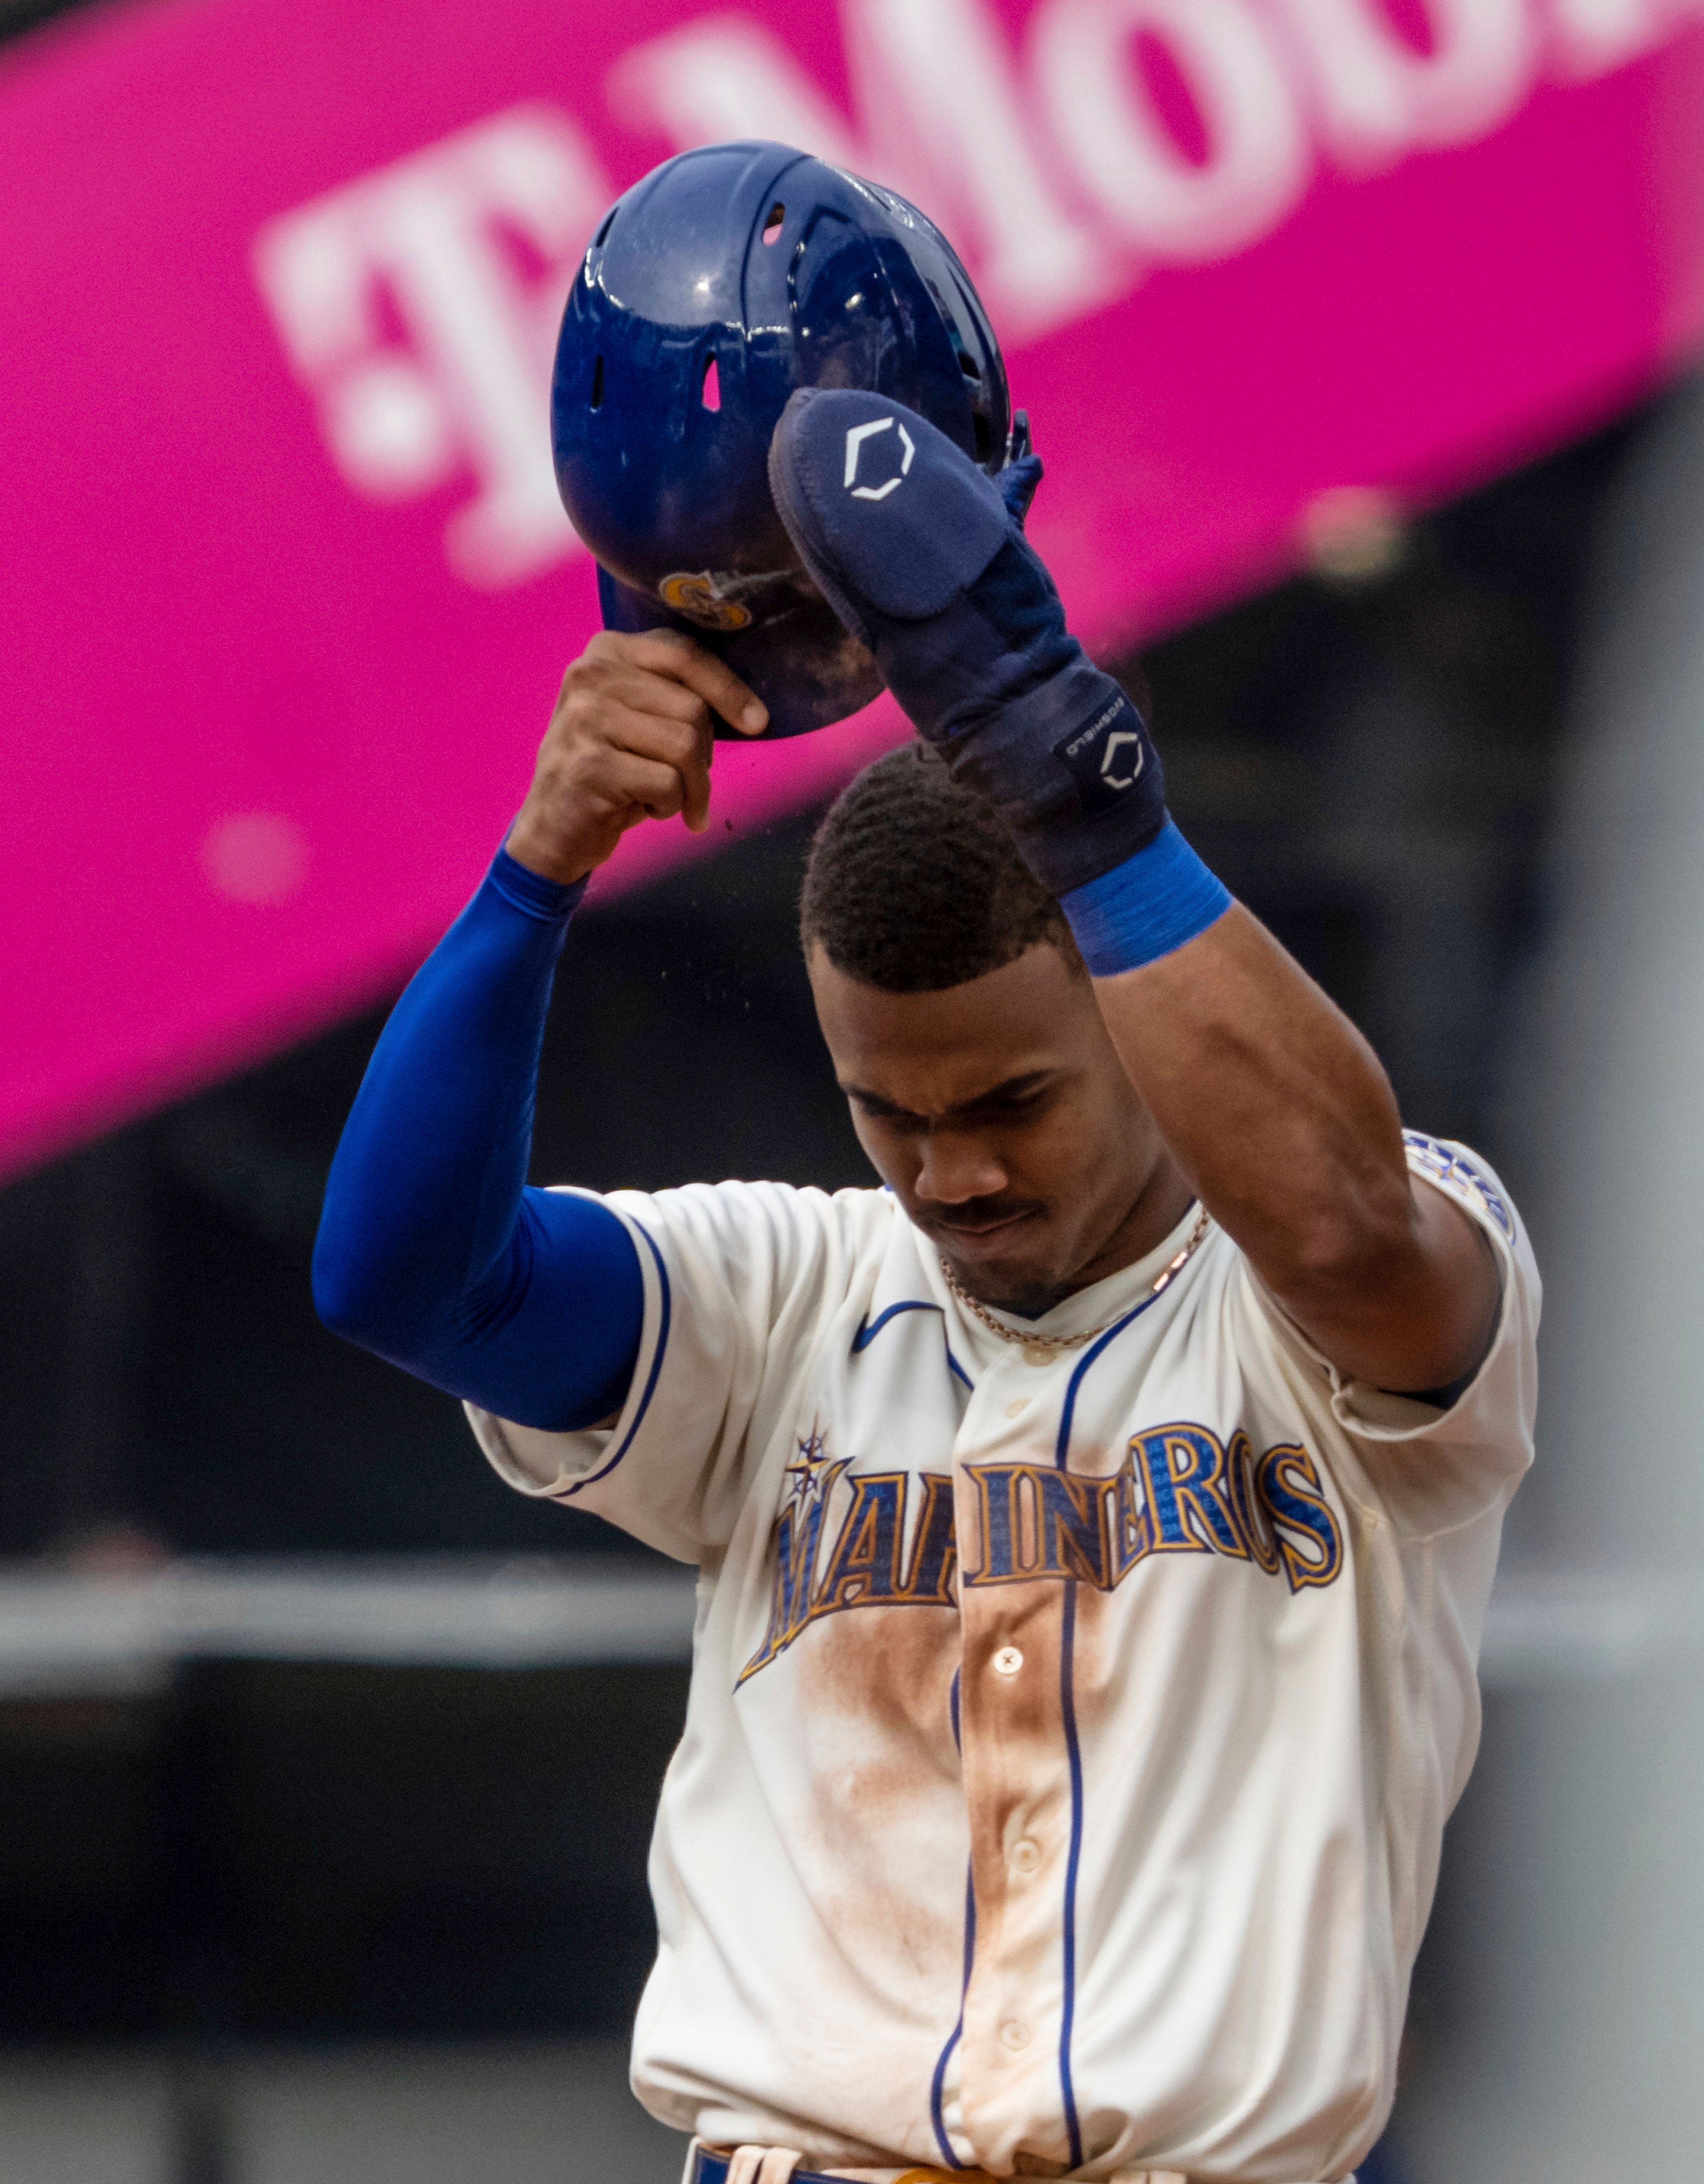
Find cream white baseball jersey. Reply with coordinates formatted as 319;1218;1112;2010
469;1132;1537;2184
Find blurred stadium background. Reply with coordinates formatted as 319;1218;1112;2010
4;0;1704;2178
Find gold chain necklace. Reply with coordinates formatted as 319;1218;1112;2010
939;1205;1212;1366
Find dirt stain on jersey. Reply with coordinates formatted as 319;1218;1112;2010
793;1603;967;1987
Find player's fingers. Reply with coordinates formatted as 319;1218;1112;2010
611;630;769;737
593;667;716;735
600;705;713;832
602;679;716;825
638;709;714;832
594;742;692;824
680;715;713;832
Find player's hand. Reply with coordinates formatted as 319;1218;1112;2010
505;631;768;885
769;389;1164;901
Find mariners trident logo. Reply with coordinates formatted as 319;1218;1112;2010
658;571;754;631
844;416;915;502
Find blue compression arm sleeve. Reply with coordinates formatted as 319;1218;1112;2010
312;847;644;1432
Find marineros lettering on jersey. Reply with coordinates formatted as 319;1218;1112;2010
738;1421;1344;1685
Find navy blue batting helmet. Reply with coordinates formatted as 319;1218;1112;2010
550;142;1014;740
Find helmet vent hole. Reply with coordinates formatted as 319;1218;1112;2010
972;411;993;463
701;355;721;412
590;356;604;410
595;208;617;248
958;349;981;381
762;201;785;244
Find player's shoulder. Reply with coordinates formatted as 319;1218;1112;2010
1400;1130;1520;1247
598;1176;899;1262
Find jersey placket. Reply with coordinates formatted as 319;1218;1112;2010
948;1347;1082;2174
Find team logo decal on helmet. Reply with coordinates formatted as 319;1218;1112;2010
658;573;756;632
844;417;915;502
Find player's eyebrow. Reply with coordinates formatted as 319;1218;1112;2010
840;1070;1058;1122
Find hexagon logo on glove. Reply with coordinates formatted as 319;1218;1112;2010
844;417;916;502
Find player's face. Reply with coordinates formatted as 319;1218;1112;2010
808;940;1186;1314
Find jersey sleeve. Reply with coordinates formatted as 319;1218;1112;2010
465;1178;870;1562
1237;1133;1541;1540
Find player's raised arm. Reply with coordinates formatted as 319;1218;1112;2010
311;632;766;1427
1082;905;1496;1391
770;391;1498;1395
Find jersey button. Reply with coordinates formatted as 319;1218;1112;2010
992;1645;1024;1678
1009;1838;1041;1875
999;2020;1031;2052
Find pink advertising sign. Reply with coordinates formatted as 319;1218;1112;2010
3;0;1703;1176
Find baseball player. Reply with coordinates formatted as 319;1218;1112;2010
314;145;1537;2184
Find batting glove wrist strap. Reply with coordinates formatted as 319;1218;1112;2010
1059;821;1233;975
769;388;1168;897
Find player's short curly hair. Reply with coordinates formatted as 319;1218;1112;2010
799;740;1082;992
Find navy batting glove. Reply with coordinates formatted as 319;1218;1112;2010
998;412;1043;528
769;387;1165;897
